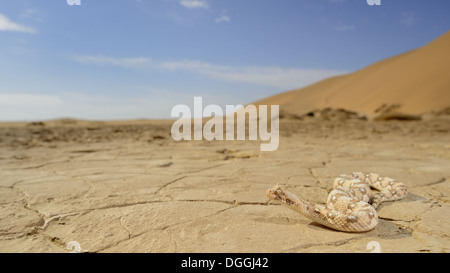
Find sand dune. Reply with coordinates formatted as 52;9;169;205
253;31;450;120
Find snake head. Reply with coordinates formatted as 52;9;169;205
266;184;294;204
266;184;282;201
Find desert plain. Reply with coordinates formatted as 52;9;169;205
0;112;449;253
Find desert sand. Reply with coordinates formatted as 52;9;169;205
0;114;449;253
253;31;450;120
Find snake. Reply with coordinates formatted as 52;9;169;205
266;172;407;232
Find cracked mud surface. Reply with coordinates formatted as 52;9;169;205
0;118;449;252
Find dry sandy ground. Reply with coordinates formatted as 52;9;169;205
0;116;449;253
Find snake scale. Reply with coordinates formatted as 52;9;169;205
266;172;407;232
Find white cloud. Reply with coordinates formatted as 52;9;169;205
0;13;36;34
2;56;348;121
0;92;157;121
0;91;242;121
160;59;215;71
73;55;150;68
159;59;347;90
20;9;36;19
74;56;348;90
215;15;230;23
401;12;416;27
0;94;62;107
215;9;231;23
334;24;355;32
179;0;209;9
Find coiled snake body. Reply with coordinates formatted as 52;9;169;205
266;172;407;232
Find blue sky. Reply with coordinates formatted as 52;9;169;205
0;0;449;121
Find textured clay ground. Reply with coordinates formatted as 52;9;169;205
0;117;449;253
